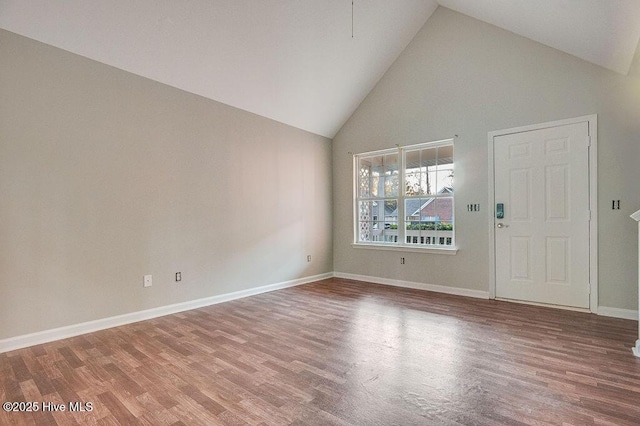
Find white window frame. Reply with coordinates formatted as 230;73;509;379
352;138;457;255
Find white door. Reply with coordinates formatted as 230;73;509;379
494;122;590;308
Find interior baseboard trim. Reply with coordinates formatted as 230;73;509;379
597;306;638;321
334;272;490;299
0;272;334;354
495;297;590;313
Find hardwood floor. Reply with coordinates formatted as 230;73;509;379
1;277;639;425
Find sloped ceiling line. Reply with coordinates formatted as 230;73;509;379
1;0;639;138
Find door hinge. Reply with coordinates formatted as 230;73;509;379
588;210;591;221
586;136;591;147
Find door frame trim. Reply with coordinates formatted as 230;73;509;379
487;115;598;313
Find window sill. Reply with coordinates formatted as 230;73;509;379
351;243;458;255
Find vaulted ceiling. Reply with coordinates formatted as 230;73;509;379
2;1;639;138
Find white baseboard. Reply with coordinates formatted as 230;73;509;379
597;306;639;321
3;271;634;354
335;273;638;320
0;272;333;354
333;272;490;299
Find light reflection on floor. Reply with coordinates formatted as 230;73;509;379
337;295;487;423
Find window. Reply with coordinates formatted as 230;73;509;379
354;139;454;250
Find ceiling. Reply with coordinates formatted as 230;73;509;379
1;1;639;138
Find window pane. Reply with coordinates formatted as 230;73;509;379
404;197;454;245
384;154;399;197
358;200;397;243
421;147;437;196
357;201;375;241
438;145;453;165
439;220;454;246
370;156;383;197
431;197;453;223
358;158;372;198
405;198;427;222
406;198;431;245
384;200;398;222
436;145;454;193
358;153;398;199
358;156;383;198
432;196;453;246
371;221;384;242
404;150;421;195
436;164;454;193
405;147;438;195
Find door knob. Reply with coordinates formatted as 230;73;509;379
496;223;508;228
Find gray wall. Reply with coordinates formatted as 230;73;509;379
333;7;640;310
0;29;333;340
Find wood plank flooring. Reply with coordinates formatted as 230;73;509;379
1;277;639;425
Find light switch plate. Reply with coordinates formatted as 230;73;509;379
143;275;152;287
